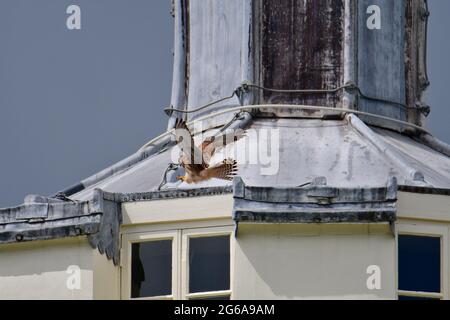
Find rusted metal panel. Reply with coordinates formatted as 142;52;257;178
343;0;357;110
416;0;430;100
357;0;406;121
259;0;344;108
405;0;416;124
405;0;430;126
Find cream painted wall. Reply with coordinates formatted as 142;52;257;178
397;191;450;222
2;191;449;300
0;237;119;300
93;250;121;300
233;224;396;300
121;195;233;226
0;237;93;299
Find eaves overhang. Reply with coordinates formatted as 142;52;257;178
5;175;450;266
115;186;233;203
232;177;398;224
0;190;122;265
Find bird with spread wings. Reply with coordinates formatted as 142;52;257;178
173;118;239;184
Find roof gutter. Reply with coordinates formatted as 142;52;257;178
419;133;450;158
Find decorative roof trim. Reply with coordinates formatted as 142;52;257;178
5;177;450;264
398;184;450;196
234;208;396;224
0;189;122;266
233;177;398;224
114;186;233;203
0;215;101;244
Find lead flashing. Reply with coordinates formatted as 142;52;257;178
116;186;233;203
0;189;122;265
233;177;398;224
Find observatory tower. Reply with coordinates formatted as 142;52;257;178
1;0;450;300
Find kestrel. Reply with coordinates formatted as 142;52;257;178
173;118;239;184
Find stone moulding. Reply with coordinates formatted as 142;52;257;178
0;189;122;266
5;176;450;265
232;177;398;224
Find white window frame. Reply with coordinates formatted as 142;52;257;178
121;224;234;300
181;226;234;300
396;223;449;300
121;230;181;300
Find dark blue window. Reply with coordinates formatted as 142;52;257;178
398;235;441;293
131;240;172;298
189;236;230;294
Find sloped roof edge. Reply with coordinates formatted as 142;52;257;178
0;189;122;265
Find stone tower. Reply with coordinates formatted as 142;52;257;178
2;0;450;300
168;0;431;133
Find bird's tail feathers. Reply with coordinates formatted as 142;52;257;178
205;159;238;181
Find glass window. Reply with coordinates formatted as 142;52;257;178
189;235;230;295
398;296;440;301
124;228;233;300
131;240;172;298
398;235;441;300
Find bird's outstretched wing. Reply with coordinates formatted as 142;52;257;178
200;129;246;166
174;118;206;168
201;159;238;181
199;138;216;166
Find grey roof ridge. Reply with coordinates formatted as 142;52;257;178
56;135;175;198
418;132;450;158
346;113;429;186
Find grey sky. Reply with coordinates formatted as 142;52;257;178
426;0;450;141
0;1;449;208
0;1;173;207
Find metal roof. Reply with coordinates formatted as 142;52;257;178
66;115;450;201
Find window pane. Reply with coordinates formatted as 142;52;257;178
398;235;441;293
131;240;172;298
399;296;440;301
189;236;230;294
